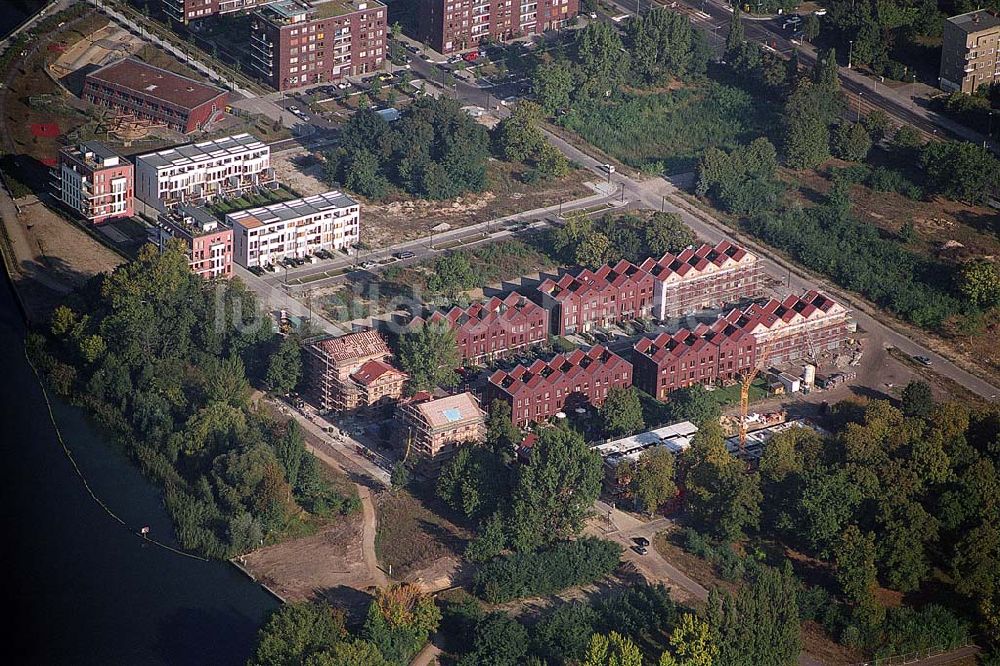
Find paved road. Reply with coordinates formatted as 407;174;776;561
257;188;618;291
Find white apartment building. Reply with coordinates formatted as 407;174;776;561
134;133;276;212
52;141;134;224
228;190;360;268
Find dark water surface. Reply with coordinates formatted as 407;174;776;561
2;0;47;40
0;273;277;665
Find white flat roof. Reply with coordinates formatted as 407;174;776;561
597;420;699;466
136;133;268;170
227;190;358;229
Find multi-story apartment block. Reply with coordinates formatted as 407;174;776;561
83;58;228;135
631;291;850;401
637;241;763;321
535;260;655;336
418;0;579;54
940;11;1000;94
250;0;387;91
486;345;633;428
304;329;406;410
134;133;275;211
228;190;360;268
409;292;549;365
149;204;234;279
52;141;133;224
162;0;269;24
398;392;487;462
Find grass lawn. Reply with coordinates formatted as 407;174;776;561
561;81;778;174
706;378;770;408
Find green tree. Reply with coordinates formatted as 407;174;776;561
249;603;346;666
645;212;696;257
397;323;461;392
532;602;598;663
900;380;934;418
921;141;1000;204
831;122;872;162
958;260;1000;308
631;447;678;514
798;466;864;557
574;21;629;97
460;613;528;666
682;422;762;542
465;511;507;562
536;143;570;179
486;399;521;459
509;427;602;551
583;631;643;666
661;613;717;666
812;47;840;90
666;384;721;427
533;60;574;114
600;386;644;437
575;231;612;269
725;6;745;62
713;564;802;666
344;148;390;199
803;13;821;42
265;335;302;395
493;101;545;162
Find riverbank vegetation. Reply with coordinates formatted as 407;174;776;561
28;242;357;559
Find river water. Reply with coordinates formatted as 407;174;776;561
0;273;278;664
2;0;47;40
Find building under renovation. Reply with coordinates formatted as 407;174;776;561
303;329;407;411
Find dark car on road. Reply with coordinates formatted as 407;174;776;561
394;250;415;260
633;536;650;548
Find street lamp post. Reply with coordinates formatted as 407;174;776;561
848;40;853;70
857;92;863;122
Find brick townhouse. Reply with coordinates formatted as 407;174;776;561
535;260;655;336
83;58;228;135
417;0;579;54
409;292;549;365
250;0;387;91
486;345;633;428
723;290;851;366
631;290;851;400
636;240;763;321
163;0;269;23
632;321;757;400
303;329;406;410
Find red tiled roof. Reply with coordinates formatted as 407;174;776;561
85;58;227;111
351;359;406;386
314;329;391;364
488;345;631;396
420;292;546;335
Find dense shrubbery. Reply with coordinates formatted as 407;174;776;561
324;97;489;200
696;138;783;216
36;243;355;559
549;211;695;268
744;186;965;329
249;585;440;666
472;537;622;603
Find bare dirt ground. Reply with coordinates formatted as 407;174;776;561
361;163;594;248
374;489;472;591
271;151;329;197
240;512;378;614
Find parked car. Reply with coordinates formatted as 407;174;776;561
634;536;650;547
633;545;648;555
394;250;415;260
914;355;933;366
336;82;350;90
600;163;616;174
814;8;828;16
463;50;479;62
782;15;802;30
249;265;265;276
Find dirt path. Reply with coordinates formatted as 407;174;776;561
358;484;389;588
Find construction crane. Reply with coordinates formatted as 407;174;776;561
738;340;770;454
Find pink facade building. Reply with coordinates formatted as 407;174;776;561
150;204;234;279
53;141;134;224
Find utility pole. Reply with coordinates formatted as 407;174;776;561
847;40;853;69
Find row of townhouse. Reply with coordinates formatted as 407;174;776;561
409;292;549;365
485;345;633;428
632;291;852;399
410;241;764;367
536;241;764;336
